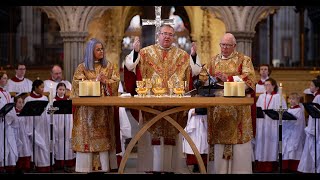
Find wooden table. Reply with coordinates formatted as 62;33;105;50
72;96;254;174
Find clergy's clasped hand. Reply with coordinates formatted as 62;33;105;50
215;72;228;82
133;36;141;52
190;42;197;56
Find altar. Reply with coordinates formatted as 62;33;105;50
72;96;254;174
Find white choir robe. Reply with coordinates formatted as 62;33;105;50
298;94;320;173
24;95;53;167
256;84;266;94
6;77;32;94
53;98;75;161
255;93;287;162
182;109;208;155
0;91;19;167
43;79;72;97
282;105;306;160
14;109;32;158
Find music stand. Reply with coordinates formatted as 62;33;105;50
53;100;72;172
256;107;264;118
18;100;48;172
263;109;297;173
302;103;320;173
0;102;15;172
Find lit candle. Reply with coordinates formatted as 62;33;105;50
49;83;54;105
224;82;232;96
237;82;245;97
87;80;93;96
279;83;283;106
230;82;238;96
79;79;87;96
92;80;101;96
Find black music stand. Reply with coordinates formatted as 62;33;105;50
302;103;320;173
18;100;48;172
256;107;264;118
263;109;297;121
0;103;15;173
53;100;72;172
263;109;297;173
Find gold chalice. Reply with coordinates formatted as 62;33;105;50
152;87;166;97
173;87;185;97
136;87;148;97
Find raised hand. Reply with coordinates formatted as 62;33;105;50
190;42;197;56
133;36;141;52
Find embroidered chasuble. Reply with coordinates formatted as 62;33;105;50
207;52;256;146
71;62;120;152
137;44;192;145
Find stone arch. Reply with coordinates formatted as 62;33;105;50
203;6;279;32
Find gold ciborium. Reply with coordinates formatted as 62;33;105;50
173;87;185;97
136;87;148;97
152;87;166;97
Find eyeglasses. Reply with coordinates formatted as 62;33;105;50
159;32;174;37
17;68;26;70
95;48;104;52
219;43;235;48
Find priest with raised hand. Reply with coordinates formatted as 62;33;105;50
124;24;201;174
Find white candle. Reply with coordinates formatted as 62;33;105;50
87;80;93;96
279;83;283;106
79;80;87;96
224;82;232;96
49;83;54;105
230;82;238;96
237;82;245;97
92;81;101;96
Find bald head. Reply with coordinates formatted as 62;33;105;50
51;65;63;82
221;33;236;45
220;33;237;58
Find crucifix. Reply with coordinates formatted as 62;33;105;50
141;6;175;43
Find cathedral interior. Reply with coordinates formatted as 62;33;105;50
0;6;320;101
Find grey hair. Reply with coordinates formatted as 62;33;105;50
224;33;237;45
83;38;107;71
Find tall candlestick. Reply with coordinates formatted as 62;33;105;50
279;82;283;106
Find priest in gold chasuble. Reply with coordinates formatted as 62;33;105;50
206;33;256;174
125;25;201;173
71;38;120;173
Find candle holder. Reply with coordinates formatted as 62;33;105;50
274;105;287;174
47;105;59;173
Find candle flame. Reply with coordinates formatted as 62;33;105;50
279;83;282;87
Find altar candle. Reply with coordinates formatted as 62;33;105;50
224;82;232;96
87;80;93;96
49;83;54;105
230;82;238;96
279;83;283;106
79;79;87;96
237;81;245;97
92;80;101;96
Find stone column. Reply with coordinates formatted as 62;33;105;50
230;31;255;57
60;31;88;82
